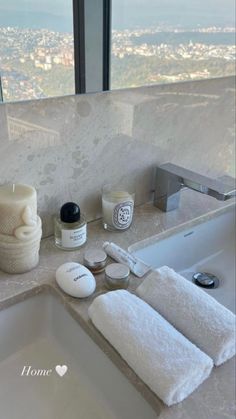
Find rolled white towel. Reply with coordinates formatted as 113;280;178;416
136;266;236;366
89;290;213;406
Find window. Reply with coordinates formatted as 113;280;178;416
111;0;236;89
1;1;235;101
0;0;75;101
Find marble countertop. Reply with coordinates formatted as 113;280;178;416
0;189;235;419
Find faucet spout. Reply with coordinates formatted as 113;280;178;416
154;163;236;212
223;190;236;200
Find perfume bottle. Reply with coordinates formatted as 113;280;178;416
54;202;87;250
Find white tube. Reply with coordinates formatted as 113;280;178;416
103;242;151;278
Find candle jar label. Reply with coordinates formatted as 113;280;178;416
112;201;134;229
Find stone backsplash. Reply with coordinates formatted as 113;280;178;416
0;76;235;236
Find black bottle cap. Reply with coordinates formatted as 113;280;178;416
60;202;80;223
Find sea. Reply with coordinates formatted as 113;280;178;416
0;8;235;47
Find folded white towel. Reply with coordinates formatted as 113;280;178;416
88;290;213;406
137;266;236;366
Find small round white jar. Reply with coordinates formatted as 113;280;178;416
105;263;130;290
83;249;107;274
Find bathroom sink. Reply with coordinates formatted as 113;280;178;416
0;292;158;419
129;205;235;313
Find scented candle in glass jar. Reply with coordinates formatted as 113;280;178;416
102;184;135;231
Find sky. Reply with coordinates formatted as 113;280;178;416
112;0;235;28
0;0;73;31
0;0;72;16
0;0;235;31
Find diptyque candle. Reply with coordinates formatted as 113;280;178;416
102;185;135;231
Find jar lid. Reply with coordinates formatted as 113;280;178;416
105;263;130;280
60;202;80;223
84;249;107;268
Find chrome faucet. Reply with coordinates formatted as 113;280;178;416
154;163;236;212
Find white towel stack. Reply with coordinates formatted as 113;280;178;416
137;266;236;366
89;290;213;406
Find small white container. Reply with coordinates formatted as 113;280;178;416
83;249;107;274
105;263;130;290
103;241;151;277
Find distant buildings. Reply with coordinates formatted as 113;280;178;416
0;27;74;101
112;27;236;64
0;25;235;100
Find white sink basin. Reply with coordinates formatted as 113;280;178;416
129;206;235;313
0;293;158;419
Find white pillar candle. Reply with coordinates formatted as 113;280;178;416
0;184;37;236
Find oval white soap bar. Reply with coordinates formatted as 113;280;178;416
56;262;96;298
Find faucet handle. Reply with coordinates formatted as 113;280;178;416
154;164;182;211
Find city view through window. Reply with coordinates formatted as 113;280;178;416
0;0;75;102
111;0;235;89
0;0;235;102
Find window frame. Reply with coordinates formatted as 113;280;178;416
0;76;3;102
73;0;111;94
73;0;86;94
102;0;111;91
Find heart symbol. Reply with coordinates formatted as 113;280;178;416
55;365;68;377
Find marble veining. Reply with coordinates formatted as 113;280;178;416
0;76;235;237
